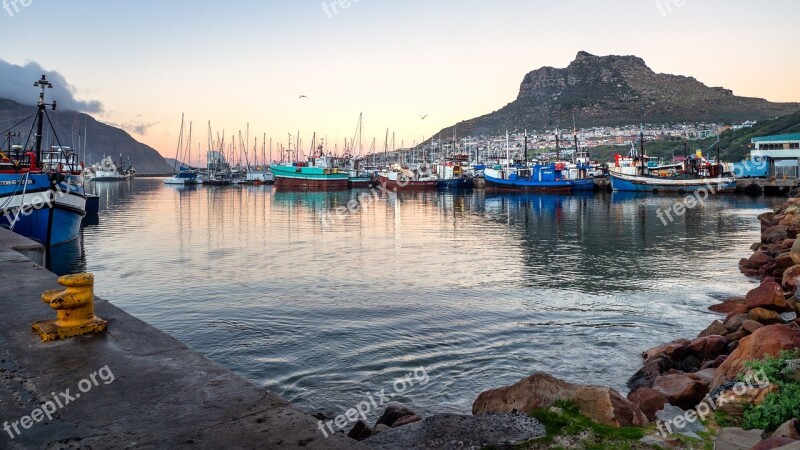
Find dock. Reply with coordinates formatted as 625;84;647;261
734;177;800;195
0;231;362;449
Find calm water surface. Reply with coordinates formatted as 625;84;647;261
51;178;780;419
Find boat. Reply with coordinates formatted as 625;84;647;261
270;141;349;191
165;115;199;185
92;155;135;181
434;158;474;190
246;169;275;185
609;133;735;193
377;163;438;190
0;75;87;246
484;163;573;193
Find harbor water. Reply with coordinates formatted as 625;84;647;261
50;178;782;420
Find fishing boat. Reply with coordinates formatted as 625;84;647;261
377;163;438;190
434;157;474;190
92;155;135;181
484;163;573;193
0;75;87;246
270;139;349;191
609;133;735;193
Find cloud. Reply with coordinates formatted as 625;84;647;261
104;119;160;136
0;59;103;113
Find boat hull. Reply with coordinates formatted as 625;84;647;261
571;178;597;192
378;176;438;191
348;177;374;189
609;172;736;193
437;178;475;190
484;174;572;194
0;174;86;246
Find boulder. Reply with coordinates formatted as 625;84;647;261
371;424;391;437
763;225;789;244
745;281;790;310
711;325;800;389
770;418;800;440
748;307;784;324
750;251;775;268
472;372;647;427
783;265;800;291
375;404;417;428
750;437;797;450
347;420;372;440
651;374;709;410
698;320;729;338
654;404;707;439
742;319;765;333
627;387;668;422
724;330;749;342
628;356;672;391
724;314;749;333
391;415;421;428
714;427;767;450
776;252;796;273
783;359;800;382
792;238;800;265
710;298;748;315
642;340;689;362
688;335;727;358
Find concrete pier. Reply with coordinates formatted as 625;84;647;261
0;233;362;449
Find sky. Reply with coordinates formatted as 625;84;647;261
1;0;798;162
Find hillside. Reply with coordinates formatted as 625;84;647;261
584;110;800;163
435;52;800;139
0;99;174;175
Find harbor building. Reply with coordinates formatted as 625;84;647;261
751;133;800;178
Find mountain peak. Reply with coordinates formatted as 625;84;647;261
434;53;800;137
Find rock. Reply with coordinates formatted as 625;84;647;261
784;265;800;291
628;356;672;391
371;424;391;437
760;211;778;226
472;372;648;427
711;325;800;389
715;384;779;417
651;374;709;410
692;368;716;387
698;320;729;337
752;242;763;251
726;341;740;353
776;253;797;274
376;404;417;428
724;314;749;333
749;307;784;324
654;404;707;439
782;359;800;382
792;238;800;265
751;437;798;450
725;330;749;342
763;225;789;244
391;415;421;428
750;252;775;268
745;281;790;310
642;340;689;362
701;354;728;370
688;335;727;358
640;434;684;449
710;298;749;315
364;413;545;450
714;427;765;450
771;418;800;440
627;387;668;422
348;420;372;440
743;319;765;333
782;239;797;250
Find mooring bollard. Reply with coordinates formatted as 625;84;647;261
32;273;108;342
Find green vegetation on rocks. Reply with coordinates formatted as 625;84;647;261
740;349;800;431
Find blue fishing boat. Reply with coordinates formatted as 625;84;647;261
609;171;736;193
0;76;87;246
484;164;573;193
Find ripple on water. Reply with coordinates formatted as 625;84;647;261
59;179;784;418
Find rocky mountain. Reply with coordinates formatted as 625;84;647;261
435;51;800;138
0;99;174;175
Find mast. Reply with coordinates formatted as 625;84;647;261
555;129;560;161
524;130;528;166
33;75;54;169
639;127;646;176
505;130;509;171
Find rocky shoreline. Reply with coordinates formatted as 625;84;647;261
339;196;800;449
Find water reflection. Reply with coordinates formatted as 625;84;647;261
51;179;782;420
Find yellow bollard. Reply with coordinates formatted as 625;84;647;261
32;273;107;342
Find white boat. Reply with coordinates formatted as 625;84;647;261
91;156;134;181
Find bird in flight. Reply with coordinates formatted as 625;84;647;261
299;95;309;100
420;114;428;120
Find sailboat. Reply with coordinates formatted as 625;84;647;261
0;75;87;246
164;115;199;185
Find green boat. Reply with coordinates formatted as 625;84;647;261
270;156;349;191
